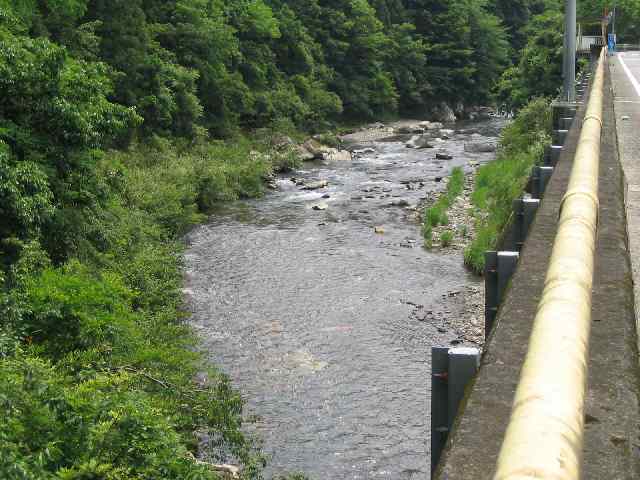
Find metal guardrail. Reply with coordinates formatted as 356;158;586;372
617;44;640;52
493;47;606;480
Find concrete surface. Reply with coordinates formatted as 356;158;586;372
434;58;640;479
611;51;640;349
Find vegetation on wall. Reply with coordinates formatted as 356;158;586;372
464;98;553;273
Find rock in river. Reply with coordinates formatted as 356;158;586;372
312;203;328;211
464;140;497;153
435;153;453;160
303;139;325;159
324;149;352;161
302;180;329;190
296;146;316;161
405;135;434;149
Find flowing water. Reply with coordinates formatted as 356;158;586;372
185;118;506;480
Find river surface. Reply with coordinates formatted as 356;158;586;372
185;118;506;480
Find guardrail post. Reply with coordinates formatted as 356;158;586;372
431;346;481;474
553;129;568;145
512;198;540;250
497;252;519;305
558;117;575;130
547;145;564;167
484;251;498;336
448;348;481;426
485;251;520;337
431;346;450;474
552;103;577;130
529;166;554;199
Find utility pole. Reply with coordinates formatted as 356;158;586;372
562;0;577;102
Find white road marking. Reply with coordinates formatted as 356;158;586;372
618;53;640;97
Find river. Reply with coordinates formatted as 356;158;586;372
184;117;506;480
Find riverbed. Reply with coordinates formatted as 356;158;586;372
185;117;506;479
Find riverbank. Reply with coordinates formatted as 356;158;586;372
419;169;486;346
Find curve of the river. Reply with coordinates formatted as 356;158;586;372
185;118;506;480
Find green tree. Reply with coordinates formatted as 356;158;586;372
496;9;564;109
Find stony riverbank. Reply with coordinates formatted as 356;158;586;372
335;118;500;348
420;171;486;347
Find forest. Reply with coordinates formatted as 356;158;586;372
0;0;635;478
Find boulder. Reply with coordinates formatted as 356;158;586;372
296;146;316;161
435;153;453;160
353;147;376;156
323;149;352;161
405;135;434;149
302;139;325;159
430;102;456;123
273;135;294;150
302;180;329;190
464;141;498;153
397;124;425;134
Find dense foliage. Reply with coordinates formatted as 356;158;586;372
3;0;522;139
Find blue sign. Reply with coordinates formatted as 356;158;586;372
608;33;617;53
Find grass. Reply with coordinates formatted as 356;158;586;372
441;230;454;247
463;98;552;273
422;167;464;247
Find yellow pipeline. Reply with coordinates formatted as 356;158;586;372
493;48;606;480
